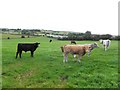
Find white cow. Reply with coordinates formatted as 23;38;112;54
99;39;111;51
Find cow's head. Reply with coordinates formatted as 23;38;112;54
35;42;40;47
93;42;99;48
84;46;92;53
99;39;103;44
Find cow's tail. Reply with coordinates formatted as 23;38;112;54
60;46;64;52
61;45;68;53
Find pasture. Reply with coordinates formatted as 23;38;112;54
1;36;118;88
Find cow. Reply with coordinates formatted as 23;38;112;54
73;42;99;58
49;39;52;43
60;44;92;63
71;40;76;44
16;42;40;58
99;39;111;51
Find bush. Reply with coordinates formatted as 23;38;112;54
7;37;10;39
21;35;25;38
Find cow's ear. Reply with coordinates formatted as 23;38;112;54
36;42;40;44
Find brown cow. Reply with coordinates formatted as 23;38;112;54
61;45;92;63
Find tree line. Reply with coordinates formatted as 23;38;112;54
58;31;120;40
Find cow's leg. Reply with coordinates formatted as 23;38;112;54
19;51;22;58
107;42;110;49
65;54;68;62
73;54;77;62
103;45;105;51
31;51;34;57
105;46;107;51
103;45;107;51
107;41;110;49
63;55;65;63
63;53;68;63
88;53;90;57
78;55;81;62
88;51;91;57
63;53;66;63
16;52;18;59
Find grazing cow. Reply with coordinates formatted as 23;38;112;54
16;42;40;58
99;39;111;51
71;40;76;44
7;37;10;39
49;39;52;43
61;45;92;63
73;42;99;58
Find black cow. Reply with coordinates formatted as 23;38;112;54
16;42;40;58
49;39;52;43
71;40;76;44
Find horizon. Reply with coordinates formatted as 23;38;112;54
0;27;118;36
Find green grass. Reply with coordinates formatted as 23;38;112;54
1;36;118;88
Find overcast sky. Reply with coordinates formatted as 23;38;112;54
0;0;119;35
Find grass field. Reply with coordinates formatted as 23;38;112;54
1;36;119;88
1;33;34;39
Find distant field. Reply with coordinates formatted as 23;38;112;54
1;33;21;39
1;35;119;88
1;33;35;39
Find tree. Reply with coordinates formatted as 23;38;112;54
84;31;92;40
100;34;112;39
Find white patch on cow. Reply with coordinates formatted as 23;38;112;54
74;54;76;58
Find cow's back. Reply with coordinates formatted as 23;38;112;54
18;43;35;52
64;45;85;54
